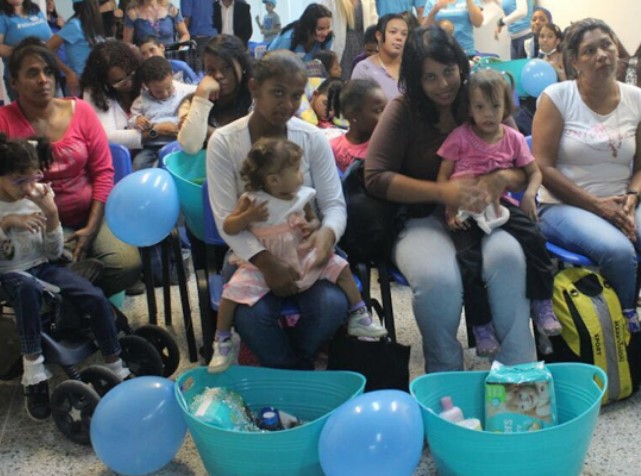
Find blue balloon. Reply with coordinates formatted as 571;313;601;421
521;59;557;97
319;390;424;476
105;168;180;247
91;377;187;475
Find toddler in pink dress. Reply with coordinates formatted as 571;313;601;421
208;137;387;373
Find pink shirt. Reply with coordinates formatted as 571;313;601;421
0;100;114;228
438;123;533;179
330;134;370;172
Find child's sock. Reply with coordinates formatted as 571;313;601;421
21;355;51;387
104;358;132;380
215;329;232;342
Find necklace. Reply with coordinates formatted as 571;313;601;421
582;84;623;159
376;54;398;80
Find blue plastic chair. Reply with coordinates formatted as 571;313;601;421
158;140;183;166
109;143;133;184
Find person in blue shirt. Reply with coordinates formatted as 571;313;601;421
180;0;216;73
138;35;198;83
423;0;483;57
267;3;333;63
375;0;423;17
46;0;104;96
123;0;190;46
0;0;52;100
495;0;534;59
255;0;281;44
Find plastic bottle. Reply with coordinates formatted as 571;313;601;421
257;407;283;431
439;396;464;423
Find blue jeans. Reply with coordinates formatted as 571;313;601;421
539;204;641;309
393;214;536;373
0;263;121;357
233;279;349;369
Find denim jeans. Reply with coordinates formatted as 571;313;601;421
393;214;536;373
233;278;349;369
539;204;641;309
0;263;121;356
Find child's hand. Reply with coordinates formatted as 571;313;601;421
27;183;57;217
446;207;468;231
195;75;221;101
135;116;151;131
241;197;269;224
2;212;47;234
153;122;179;137
520;194;538;222
299;218;321;239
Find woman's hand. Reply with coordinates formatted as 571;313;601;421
445;206;469;231
195;75;221;101
252;250;301;297
1;213;46;234
595;195;636;241
621;194;638;241
65;226;98;262
298;226;335;269
478;170;509;207
439;178;489;214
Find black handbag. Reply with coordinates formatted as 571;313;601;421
327;334;410;392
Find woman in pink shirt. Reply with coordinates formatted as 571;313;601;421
0;39;141;297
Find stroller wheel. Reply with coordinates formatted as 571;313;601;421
50;380;100;445
134;325;180;377
80;365;121;397
119;335;164;376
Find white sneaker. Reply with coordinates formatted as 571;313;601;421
347;307;388;338
208;339;235;373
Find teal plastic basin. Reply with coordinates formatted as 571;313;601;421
164;151;206;241
410;363;607;476
175;366;366;476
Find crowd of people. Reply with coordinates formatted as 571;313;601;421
1;0;640;420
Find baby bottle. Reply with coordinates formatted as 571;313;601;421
439;396;464;423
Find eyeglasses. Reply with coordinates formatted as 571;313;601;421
111;73;135;90
12;171;44;186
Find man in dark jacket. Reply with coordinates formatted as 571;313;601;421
213;0;253;45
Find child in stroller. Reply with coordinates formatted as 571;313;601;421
0;134;132;422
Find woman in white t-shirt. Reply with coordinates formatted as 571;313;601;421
533;18;641;332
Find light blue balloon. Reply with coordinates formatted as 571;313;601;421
521;59;557;97
91;377;187;476
319;390;424;476
105;168;180;247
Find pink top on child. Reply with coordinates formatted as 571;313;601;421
330;134;370;173
438;123;533;179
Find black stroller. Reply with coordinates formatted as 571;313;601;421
0;269;180;445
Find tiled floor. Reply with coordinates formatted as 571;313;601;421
1;274;640;475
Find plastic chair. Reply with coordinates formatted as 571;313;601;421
108;144;197;361
109;143;132;184
158;140;182;164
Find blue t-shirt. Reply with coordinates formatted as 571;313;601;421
180;0;215;37
124;3;184;45
268;28;333;63
501;0;533;36
425;0;482;55
57;18;92;76
262;11;280;43
169;59;198;84
0;11;52;78
376;0;423;16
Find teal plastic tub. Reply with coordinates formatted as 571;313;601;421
410;363;606;476
175;366;366;476
164;151;206;241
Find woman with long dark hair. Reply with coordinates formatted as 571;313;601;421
267;3;333;62
46;0;104;95
0;0;52;100
81;39;143;149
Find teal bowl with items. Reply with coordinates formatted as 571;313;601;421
474;58;529;97
175;366;366;476
164;150;206;241
410;363;606;476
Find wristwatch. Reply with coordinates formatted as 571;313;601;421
497;17;505;27
148;129;158;139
